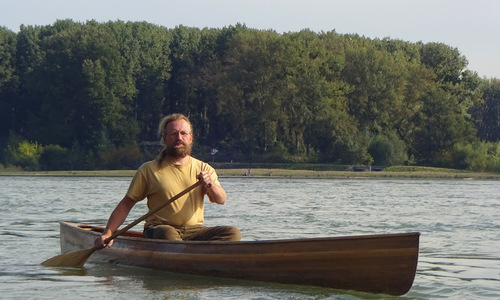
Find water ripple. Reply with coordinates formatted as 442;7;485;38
1;176;500;299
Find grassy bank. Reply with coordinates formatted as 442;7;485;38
217;167;500;180
1;166;500;180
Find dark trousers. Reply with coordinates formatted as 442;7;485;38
144;224;241;241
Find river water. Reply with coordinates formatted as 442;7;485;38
0;175;499;299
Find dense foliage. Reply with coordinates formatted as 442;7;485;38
1;20;500;171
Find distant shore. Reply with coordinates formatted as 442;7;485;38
2;168;500;180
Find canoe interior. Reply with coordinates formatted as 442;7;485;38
79;224;144;238
60;222;420;296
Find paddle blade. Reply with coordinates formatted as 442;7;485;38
41;248;96;268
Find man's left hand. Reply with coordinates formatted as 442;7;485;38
197;171;213;188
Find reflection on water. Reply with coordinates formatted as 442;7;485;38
0;176;499;299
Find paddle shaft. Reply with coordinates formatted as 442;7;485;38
103;180;202;244
41;180;203;267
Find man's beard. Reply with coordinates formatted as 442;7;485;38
165;141;192;158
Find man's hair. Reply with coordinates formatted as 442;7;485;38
158;113;192;136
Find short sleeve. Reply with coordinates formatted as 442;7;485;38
126;165;149;202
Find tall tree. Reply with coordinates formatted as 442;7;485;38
342;36;409;133
0;27;18;140
419;42;482;117
284;30;355;161
411;87;477;165
470;78;500;142
214;29;287;155
105;21;172;142
20;20;137;150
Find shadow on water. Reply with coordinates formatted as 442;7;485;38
41;262;395;300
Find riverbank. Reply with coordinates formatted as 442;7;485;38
1;166;500;180
218;168;500;180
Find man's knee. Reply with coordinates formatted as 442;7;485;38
221;226;241;241
144;225;181;240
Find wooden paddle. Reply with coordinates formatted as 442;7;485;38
41;180;202;268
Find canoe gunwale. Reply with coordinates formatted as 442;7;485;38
71;221;420;245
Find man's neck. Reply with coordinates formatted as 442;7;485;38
166;155;191;166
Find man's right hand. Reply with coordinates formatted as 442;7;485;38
94;234;113;249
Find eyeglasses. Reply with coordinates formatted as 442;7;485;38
165;131;191;138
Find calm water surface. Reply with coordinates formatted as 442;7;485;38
0;175;499;299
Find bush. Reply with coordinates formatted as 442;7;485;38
440;141;500;172
4;139;43;170
465;142;500;172
39;144;74;171
97;144;144;169
368;132;408;166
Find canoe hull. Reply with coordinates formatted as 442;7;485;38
59;222;419;295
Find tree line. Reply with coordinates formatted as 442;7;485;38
1;20;500;171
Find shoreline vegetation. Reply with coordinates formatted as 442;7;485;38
3;21;500;176
1;166;500;180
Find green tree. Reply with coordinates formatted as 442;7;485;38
166;25;204;115
19;20;139;152
6;25;45;140
104;21;172;142
0;27;18;141
419;42;467;85
411;88;477;166
213;28;286;156
282;30;345;155
419;42;482;117
283;30;358;162
342;36;409;133
470;78;500;142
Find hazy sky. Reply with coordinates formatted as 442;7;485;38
1;0;499;78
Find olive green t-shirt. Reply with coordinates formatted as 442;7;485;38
126;157;220;227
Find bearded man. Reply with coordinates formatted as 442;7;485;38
95;113;241;248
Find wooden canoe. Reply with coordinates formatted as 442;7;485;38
59;221;419;295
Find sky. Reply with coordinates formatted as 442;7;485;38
1;0;499;78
